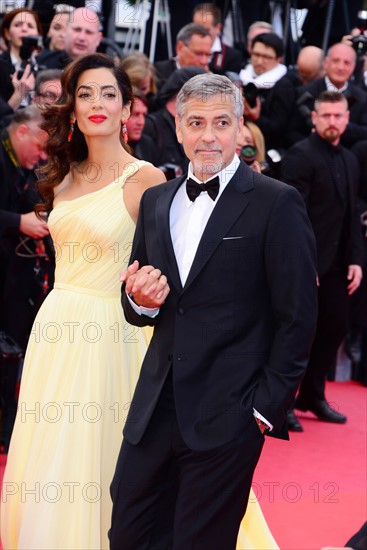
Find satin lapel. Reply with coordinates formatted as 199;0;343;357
155;176;185;293
183;163;254;292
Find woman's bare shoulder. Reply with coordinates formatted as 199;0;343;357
134;163;167;189
53;170;74;201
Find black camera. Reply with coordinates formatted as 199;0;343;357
296;91;314;130
17;35;42;80
351;11;367;56
242;82;260;108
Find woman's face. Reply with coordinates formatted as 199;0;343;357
73;67;131;140
4;12;38;50
48;13;69;51
235;125;255;156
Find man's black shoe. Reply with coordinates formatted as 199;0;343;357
286;409;303;432
295;399;347;423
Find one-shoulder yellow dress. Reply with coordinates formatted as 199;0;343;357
0;160;278;550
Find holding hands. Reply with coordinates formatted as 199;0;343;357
121;260;170;308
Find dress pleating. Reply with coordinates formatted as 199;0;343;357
1;161;151;549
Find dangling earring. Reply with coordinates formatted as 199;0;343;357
121;120;128;143
67;118;74;142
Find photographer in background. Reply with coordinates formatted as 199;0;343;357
286;43;367;149
126;88;160;166
240;32;290;154
0;105;51;453
32;68;62;108
0;8;43;110
341;12;367;89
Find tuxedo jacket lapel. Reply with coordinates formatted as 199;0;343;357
184;163;254;292
155;176;185;293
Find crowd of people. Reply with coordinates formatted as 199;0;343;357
0;2;366;549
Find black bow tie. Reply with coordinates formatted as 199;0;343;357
186;176;220;202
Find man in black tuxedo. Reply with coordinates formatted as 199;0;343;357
282;91;364;431
109;73;317;549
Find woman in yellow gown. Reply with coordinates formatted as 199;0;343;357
0;53;278;549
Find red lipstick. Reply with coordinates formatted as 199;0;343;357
88;115;107;123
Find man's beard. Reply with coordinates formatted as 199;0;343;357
323;127;340;143
192;159;224;178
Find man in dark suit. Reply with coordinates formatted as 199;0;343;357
109;73;317;549
286;43;367;149
154;23;212;89
192;3;244;75
282;91;364;431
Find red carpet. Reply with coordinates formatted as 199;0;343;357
253;381;367;549
0;381;366;549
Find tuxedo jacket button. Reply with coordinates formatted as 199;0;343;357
178;307;184;315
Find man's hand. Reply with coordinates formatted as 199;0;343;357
19;212;49;239
243;96;261;121
347;264;363;295
121;260;170;308
8;65;35;111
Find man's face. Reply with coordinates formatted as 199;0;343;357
15;123;48;169
175;93;243;181
192;11;220;43
64;8;102;60
126;98;147;141
324;44;356;88
311;100;349;145
250;42;280;75
34;79;62;107
176;34;212;70
247;27;271;56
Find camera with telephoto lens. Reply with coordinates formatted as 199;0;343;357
240;145;257;165
17;35;43;80
296;91;314;130
242;82;261;108
351;11;367;56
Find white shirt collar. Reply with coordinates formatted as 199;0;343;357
185;154;240;206
211;36;222;54
324;75;348;94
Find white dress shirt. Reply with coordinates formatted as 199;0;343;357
324;75;348;94
170;155;239;286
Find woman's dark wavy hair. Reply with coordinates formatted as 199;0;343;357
37;53;133;213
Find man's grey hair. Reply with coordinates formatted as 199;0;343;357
248;21;274;34
176;74;244;120
9;104;44;128
35;69;62;95
176;22;211;45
